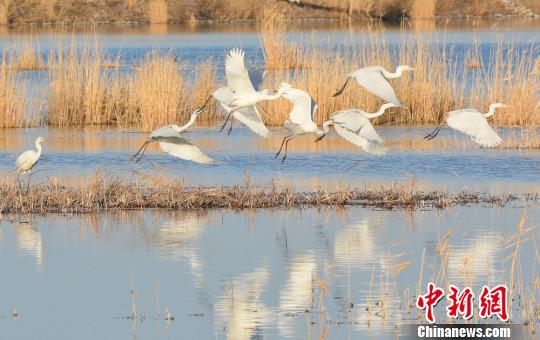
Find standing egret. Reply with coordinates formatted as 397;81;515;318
131;108;216;164
333;65;414;104
221;49;286;131
16;137;46;173
316;103;400;155
424;103;508;147
274;82;323;163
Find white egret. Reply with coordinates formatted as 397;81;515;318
131;108;216;164
333;65;414;104
220;49;286;131
199;86;270;138
16;137;46;173
424;103;508;147
316;103;400;156
274;82;323;163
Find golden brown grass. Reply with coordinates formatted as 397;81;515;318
0;0;10;26
130;53;184;131
257;21;539;126
0;172;524;214
146;0;168;24
410;0;436;19
0;52;26;128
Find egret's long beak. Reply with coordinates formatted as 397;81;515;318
315;134;326;142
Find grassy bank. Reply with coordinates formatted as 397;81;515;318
0;173;529;214
0;0;538;26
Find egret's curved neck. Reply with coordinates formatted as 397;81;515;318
177;113;198;132
484;104;502;118
322;120;333;134
382;66;406;79
35;141;42;157
364;104;392;119
265;87;286;100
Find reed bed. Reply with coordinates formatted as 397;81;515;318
0;52;26;128
0;173;528;214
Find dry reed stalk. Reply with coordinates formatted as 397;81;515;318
0;52;25;128
409;0;435;20
0;172;525;214
14;43;46;71
48;38;118;126
188;61;220;122
258;21;538;126
0;0;10;26
129;52;185;131
146;0;168;24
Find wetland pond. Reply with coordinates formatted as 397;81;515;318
0;20;539;339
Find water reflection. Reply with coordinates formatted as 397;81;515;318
15;223;43;269
0;206;537;339
215;266;271;340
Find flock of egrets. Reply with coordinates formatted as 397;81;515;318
16;48;508;174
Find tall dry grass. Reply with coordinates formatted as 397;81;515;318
48;38;118;125
409;0;435;19
130;53;184;131
257;21;539;126
0;52;25;127
146;0;168;24
0;0;10;26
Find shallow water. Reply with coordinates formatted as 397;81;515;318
0;204;538;339
1;125;539;193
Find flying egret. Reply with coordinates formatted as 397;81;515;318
220;49;286;131
316;103;400;155
274;82;323;163
131;108;216;164
196;49;277;136
198;86;270;138
424;103;508;147
333;65;414;104
16;137;46;173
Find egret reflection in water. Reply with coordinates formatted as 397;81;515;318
214;266;272;340
15;223;44;269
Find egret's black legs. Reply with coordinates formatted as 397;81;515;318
424;125;442;141
275;135;292;158
131;141;148;161
219;110;236;132
332;77;352;97
227;119;234;136
281;138;294;164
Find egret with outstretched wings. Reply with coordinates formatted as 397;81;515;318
274;82;323;163
131;108;216;164
317;103;399;155
333;65;413;104
424;103;507;147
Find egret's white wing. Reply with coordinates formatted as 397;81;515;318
446;109;502;147
334;123;387;156
225;49;256;94
157;137;216;164
310;98;318;122
213;87;270;138
249;67;266;92
282;87;315;126
353;70;401;105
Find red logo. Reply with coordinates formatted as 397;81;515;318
416;282;445;323
479;284;509;321
417;283;509;323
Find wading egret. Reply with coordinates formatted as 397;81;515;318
424;103;508;147
316;103;400;155
274;82;323;163
16;137;46;173
333;65;414;104
131;108;216;164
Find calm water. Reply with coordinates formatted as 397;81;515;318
1;125;539;193
0;205;538;339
